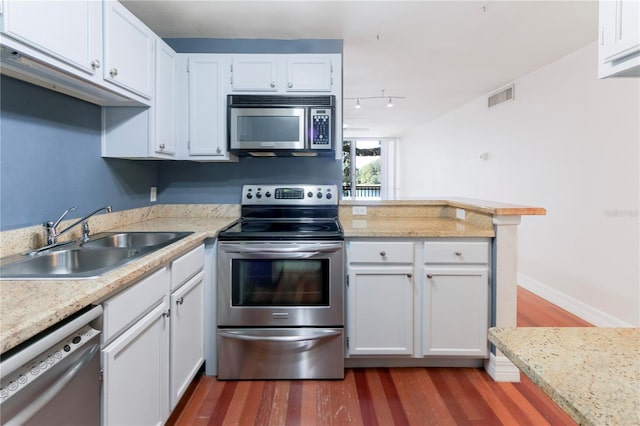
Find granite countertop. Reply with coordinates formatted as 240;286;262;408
341;217;495;238
489;327;640;426
0;217;237;354
340;198;547;216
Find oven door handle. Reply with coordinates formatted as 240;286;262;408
222;243;343;255
219;329;342;343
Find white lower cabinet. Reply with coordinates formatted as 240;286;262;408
170;270;204;409
346;238;490;360
348;268;414;355
422;267;489;357
102;267;170;426
101;244;205;425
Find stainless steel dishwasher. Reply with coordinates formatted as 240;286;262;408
0;305;102;425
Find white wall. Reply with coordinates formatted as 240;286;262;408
397;42;639;327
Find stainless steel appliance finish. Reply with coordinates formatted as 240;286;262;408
217;241;344;327
217;184;344;380
228;95;335;157
217;328;343;380
0;306;102;425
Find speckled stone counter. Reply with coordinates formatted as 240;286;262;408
489;327;640;426
0;208;238;354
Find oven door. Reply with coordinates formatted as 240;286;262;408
229;107;306;150
217;241;344;327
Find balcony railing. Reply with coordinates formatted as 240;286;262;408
342;184;381;199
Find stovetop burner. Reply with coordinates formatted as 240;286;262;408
218;184;343;241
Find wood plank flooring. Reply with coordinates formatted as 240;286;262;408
168;286;593;426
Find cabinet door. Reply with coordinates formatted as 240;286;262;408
170;271;205;410
154;38;177;157
286;56;333;92
1;0;101;77
422;267;489;357
188;56;226;156
103;0;154;99
600;0;640;63
102;302;170;426
230;56;278;91
347;267;414;355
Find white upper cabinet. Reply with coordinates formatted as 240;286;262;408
230;56;279;91
103;0;155;99
286;56;333;92
154;38;177;157
0;0;102;78
0;0;155;105
599;0;640;78
229;54;337;93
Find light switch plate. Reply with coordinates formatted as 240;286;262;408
456;208;466;220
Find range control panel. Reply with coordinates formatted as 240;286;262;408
242;184;338;205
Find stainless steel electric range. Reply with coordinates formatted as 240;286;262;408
217;184;344;380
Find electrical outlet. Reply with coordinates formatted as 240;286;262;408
352;206;367;215
150;187;157;202
456;208;466;220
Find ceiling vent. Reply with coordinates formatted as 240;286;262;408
488;84;514;108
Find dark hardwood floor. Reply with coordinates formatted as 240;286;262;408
168;286;592;425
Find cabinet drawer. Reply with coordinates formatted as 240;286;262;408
348;241;414;264
170;245;204;291
103;267;168;343
424;241;488;264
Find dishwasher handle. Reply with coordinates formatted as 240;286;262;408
5;343;100;426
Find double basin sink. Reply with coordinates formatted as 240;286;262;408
0;231;193;280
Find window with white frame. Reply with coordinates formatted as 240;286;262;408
342;138;396;200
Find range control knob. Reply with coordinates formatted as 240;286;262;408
256;192;262;199
307;191;313;198
72;336;81;344
265;192;271;198
326;192;333;200
246;193;253;199
317;192;323;199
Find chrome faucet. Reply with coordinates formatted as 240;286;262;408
43;205;112;246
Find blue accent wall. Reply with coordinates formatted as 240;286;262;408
0;39;343;230
0;76;157;231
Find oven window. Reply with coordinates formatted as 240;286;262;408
231;259;329;306
237;116;301;142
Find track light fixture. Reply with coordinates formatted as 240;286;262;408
345;89;405;109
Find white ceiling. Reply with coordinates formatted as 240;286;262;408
122;0;598;138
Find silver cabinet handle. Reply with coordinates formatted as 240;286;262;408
288;82;293;88
162;309;171;318
455;251;462;256
110;68;118;77
407;273;413;278
176;297;184;306
216;146;222;154
380;251;386;257
427;274;433;279
91;59;101;70
270;82;276;88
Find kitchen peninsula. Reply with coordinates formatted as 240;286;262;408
340;198;545;380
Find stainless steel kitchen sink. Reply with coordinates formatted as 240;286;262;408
0;231;193;280
80;232;188;249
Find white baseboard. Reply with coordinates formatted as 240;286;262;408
484;353;520;382
517;273;634;327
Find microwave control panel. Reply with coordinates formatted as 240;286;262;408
310;109;332;149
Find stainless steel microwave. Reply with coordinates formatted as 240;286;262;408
228;95;335;157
